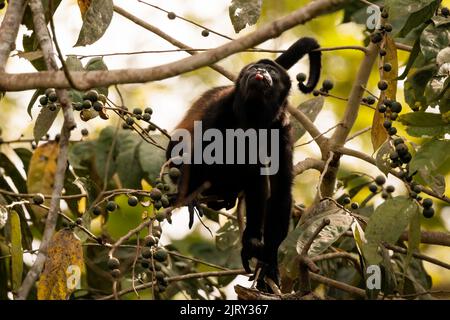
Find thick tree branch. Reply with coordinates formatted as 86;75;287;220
15;0;75;300
0;0;28;71
0;0;349;91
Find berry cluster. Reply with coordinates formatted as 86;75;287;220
311;79;334;96
122;106;154;131
38;88;59;111
342;196;359;210
377;99;403;136
368;175;396;199
371;8;392;44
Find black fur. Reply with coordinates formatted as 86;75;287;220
166;37;321;290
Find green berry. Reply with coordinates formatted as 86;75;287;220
155;211;166;222
128;196;139;207
106;201;117;212
32;193;45;205
107;257;120;270
133;108;142;115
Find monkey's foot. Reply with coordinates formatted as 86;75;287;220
249;262;280;293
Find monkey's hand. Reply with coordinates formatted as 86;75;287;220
253;262;280;293
240;237;264;274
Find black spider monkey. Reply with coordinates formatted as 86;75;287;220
166;37;321;290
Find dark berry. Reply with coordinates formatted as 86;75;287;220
111;269;121;278
155;211;166;222
142;113;151;121
378;104;387;113
141;260;150;269
412;184;422;194
39;96;48;106
400;152;412;163
150;188;162;201
82;100;92;109
144;235;157;247
390;112;398;120
395;143;408;156
378;80;388;91
383;63;392;72
32;194;45;205
168;167;181;180
45;88;55;97
384;99;392;107
410;191;418;199
75;217;83;225
81;128;89;136
133;108;142;115
383;120;392;129
126;117;135;126
393;138;404;146
442;7;449;17
384;23;393;32
313;89;320;96
201;30;210;37
98;94;107;104
322;79;334;91
296;73;307;82
155;271;165;281
371;32;383;43
74;102;83;111
381;191;389;199
379;49;387;57
92;206;102;216
423;207;435;218
128;196;139;207
144;107;153;114
381;10;389;19
405;175;413;182
154;249;168;262
385;185;395;193
388;127;397;135
366;96;376;105
369;184;378;193
375;175;386;186
343;197;351;205
48;92;58;103
422;198;433;208
93;101;103;111
48;104;57;111
106;201;117;212
167;12;176;19
391;101;402;113
154;200;162;210
85;90;99;102
351;202;359;210
161;195;170;208
142;247;152;259
107;257;120;270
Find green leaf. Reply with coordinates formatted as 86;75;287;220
409;139;450;194
85;57;109;96
398;35;421;80
68;141;96;173
363;197;419;265
95;126;117;184
138;135;168;183
115;133;143;189
404;65;436;111
22;33;46;71
10;211;23;291
420;23;450;61
75;0;114;47
27;89;45;119
398;112;450;137
375;141;392;175
290;96;324;142
398;0;440;37
229;0;262;33
33;106;61;143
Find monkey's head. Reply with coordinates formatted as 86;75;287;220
235;59;291;126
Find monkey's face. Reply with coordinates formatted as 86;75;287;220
237;59;291;104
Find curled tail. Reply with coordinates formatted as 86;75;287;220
274;37;321;94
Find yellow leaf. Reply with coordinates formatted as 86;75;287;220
37;229;84;300
371;35;398;151
77;0;92;17
27;142;59;219
10;211;23;291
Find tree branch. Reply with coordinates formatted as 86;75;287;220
0;0;349;91
0;0;28;71
15;0;75;299
293;158;325;176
